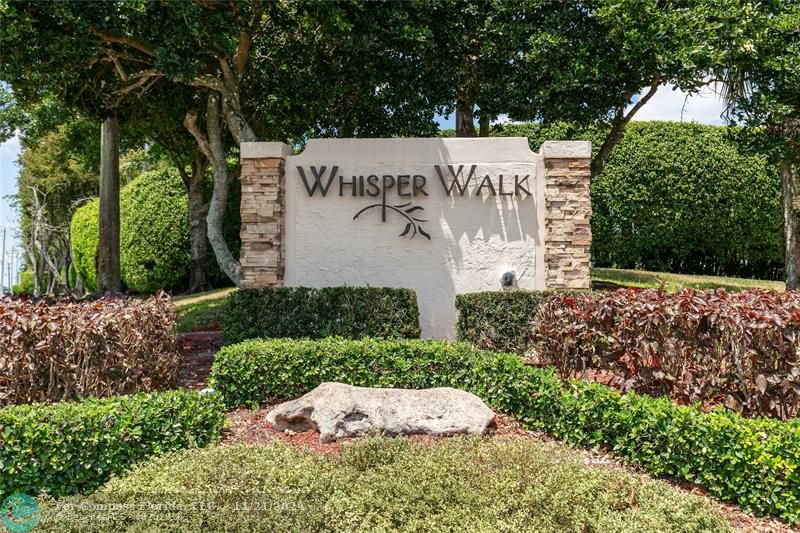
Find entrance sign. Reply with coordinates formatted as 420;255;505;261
239;138;591;338
295;163;535;241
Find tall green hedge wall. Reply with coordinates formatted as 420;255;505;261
494;121;784;280
70;170;241;293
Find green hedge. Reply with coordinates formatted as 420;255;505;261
119;169;191;292
70;170;189;293
456;291;560;354
40;439;729;531
70;198;99;291
0;390;225;497
209;337;800;522
222;287;420;344
69;169;242;293
11;270;35;295
495;121;784;279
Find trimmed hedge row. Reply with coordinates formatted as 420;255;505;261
209;337;800;522
534;288;800;419
456;290;561;354
223;287;420;345
0;390;225;497
0;292;180;406
495;121;784;279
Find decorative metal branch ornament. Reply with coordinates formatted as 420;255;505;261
353;201;431;240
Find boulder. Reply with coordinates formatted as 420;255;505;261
266;382;496;443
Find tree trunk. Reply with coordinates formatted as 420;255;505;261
98;115;122;294
187;152;210;293
206;133;240;286
478;115;491;137
781;161;800;289
184;93;242;287
25;247;41;297
455;97;477;137
592;74;661;177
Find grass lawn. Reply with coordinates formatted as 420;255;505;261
173;287;236;332
38;437;729;532
592;267;784;292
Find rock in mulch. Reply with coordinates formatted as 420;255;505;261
266;382;496;443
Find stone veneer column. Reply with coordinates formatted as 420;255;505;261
540;141;592;290
239;142;292;289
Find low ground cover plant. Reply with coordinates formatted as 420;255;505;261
0;390;225;497
210;337;800;522
534;288;800;419
0;292;180;406
36;438;729;532
223;287;420;344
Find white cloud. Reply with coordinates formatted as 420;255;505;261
0;133;21;190
0;134;22;266
630;83;728;125
0;132;20;159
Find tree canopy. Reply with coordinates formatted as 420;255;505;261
2;0;798;290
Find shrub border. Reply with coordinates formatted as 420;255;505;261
0;390;225;497
210;337;800;523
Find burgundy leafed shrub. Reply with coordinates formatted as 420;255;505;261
532;289;800;419
0;291;180;406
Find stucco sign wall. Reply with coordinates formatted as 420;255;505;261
239;137;591;339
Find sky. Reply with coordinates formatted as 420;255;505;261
0;83;728;286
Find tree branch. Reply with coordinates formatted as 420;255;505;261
592;73;662;176
188;75;225;92
183;108;214;162
88;28;156;57
110;70;163;106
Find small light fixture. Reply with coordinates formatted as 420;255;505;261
500;271;515;289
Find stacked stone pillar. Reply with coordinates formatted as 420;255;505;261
540;141;592;289
239;142;291;289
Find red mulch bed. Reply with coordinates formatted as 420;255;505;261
221;406;535;454
178;331;221;390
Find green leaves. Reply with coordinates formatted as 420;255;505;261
71;168;198;293
222;287;421;345
494;120;784;278
119;169;191;292
455;290;565;355
36;437;730;532
0;390;225;498
210;336;800;522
